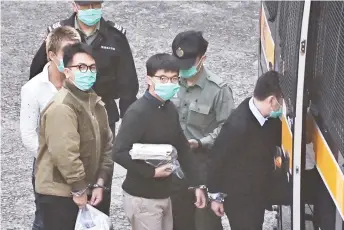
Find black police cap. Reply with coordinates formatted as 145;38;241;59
74;0;104;6
172;30;208;70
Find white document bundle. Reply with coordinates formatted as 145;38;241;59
129;143;184;179
129;143;176;160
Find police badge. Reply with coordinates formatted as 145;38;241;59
176;47;184;58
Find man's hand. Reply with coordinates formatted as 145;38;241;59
211;201;225;217
194;188;207;208
90;187;104;206
154;164;173;178
188;139;199;149
73;192;88;208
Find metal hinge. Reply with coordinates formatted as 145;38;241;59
300;40;306;54
296;166;300;174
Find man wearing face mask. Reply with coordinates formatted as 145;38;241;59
20;26;81;230
113;53;206;230
35;43;113;230
29;0;138;215
203;71;283;230
170;30;234;230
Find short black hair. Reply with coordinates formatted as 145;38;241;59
253;70;282;101
63;43;95;67
146;53;180;77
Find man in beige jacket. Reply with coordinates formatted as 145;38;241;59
35;43;113;230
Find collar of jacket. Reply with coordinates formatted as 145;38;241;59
65;13;108;37
144;90;168;108
64;80;101;104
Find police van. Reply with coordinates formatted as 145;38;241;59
259;1;344;229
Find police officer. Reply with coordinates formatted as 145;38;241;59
29;0;139;216
170;30;234;230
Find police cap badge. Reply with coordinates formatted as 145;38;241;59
176;47;184;58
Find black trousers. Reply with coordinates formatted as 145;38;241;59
94;187;111;216
171;176;223;230
171;178;196;230
32;159;44;230
171;148;223;230
39;192;112;230
224;199;265;230
39;195;79;230
95;122;116;216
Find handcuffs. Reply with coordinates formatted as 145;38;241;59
188;185;227;203
71;183;110;197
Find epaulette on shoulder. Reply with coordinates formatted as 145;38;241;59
47;21;62;33
107;20;126;36
207;72;227;87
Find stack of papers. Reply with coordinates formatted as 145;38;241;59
129;143;177;161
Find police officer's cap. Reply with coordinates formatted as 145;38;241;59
74;0;104;6
172;30;208;70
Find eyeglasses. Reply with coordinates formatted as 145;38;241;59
68;64;97;73
153;75;179;84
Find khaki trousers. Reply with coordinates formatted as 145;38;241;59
123;191;173;230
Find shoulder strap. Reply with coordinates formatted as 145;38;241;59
106;20;126;36
47;21;63;33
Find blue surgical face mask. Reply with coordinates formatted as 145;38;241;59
55;58;64;73
153;81;180;101
270;108;283;118
52;54;65;73
179;66;198;79
73;70;96;91
77;8;102;26
179;58;203;79
269;100;283;118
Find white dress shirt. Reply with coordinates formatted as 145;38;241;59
20;63;58;158
249;97;268;126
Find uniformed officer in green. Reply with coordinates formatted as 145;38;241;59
170;30;234;230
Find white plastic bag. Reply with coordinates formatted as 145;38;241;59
75;204;112;230
145;158;185;179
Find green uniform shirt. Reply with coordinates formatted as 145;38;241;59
171;67;234;148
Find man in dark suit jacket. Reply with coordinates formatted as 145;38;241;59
205;71;283;230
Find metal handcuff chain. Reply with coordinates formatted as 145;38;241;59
71;184;110;197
